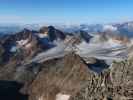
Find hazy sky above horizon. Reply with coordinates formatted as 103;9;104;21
0;0;133;24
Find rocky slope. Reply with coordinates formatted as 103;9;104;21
28;52;90;100
72;57;133;100
25;53;133;100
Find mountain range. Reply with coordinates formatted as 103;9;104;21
0;22;133;100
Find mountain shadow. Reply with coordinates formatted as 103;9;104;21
0;80;28;100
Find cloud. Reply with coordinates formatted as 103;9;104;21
103;25;117;31
0;15;24;23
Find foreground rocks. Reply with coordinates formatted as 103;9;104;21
110;59;133;99
28;52;133;100
0;52;133;100
72;59;133;100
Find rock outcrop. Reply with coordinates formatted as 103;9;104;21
72;58;133;100
28;52;92;100
39;26;66;42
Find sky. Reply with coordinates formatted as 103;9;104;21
0;0;133;24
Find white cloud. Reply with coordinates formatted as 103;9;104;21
103;25;117;31
0;15;25;23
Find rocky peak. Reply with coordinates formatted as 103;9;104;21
79;30;93;43
39;26;66;41
13;28;32;41
1;28;39;64
39;26;49;34
111;34;130;45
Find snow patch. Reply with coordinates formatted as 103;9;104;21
25;43;32;48
38;96;43;100
17;39;29;46
37;33;48;38
107;38;123;47
10;46;18;52
56;93;70;100
30;41;66;63
75;37;127;63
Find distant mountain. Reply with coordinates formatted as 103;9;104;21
55;21;133;37
0;25;22;34
55;24;103;33
0;25;68;64
0;22;133;65
0;24;41;35
1;21;133;37
114;21;133;37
